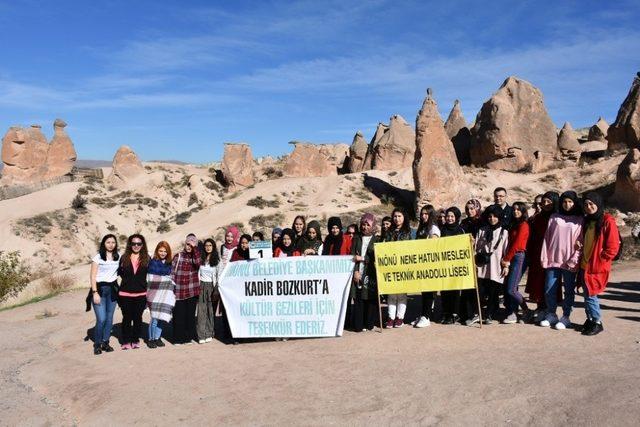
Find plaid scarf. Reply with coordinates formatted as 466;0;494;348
146;273;176;322
171;250;201;300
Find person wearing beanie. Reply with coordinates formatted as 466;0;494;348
539;191;584;330
576;192;620;336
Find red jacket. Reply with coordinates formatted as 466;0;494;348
324;234;353;255
273;247;301;258
582;213;620;296
503;220;529;263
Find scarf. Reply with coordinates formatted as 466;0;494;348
323;217;344;255
299;221;323;252
223;226;240;251
560;190;582;216
360;213;376;236
466;198;482;218
583;191;605;236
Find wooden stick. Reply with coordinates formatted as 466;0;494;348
471;235;483;329
377;291;384;333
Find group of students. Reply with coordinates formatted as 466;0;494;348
88;187;620;354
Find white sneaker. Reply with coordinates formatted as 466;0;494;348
410;317;420;326
539;313;557;327
554;316;570;330
198;339;206;344
415;316;431;328
204;337;213;343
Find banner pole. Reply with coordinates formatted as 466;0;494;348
470;235;483;329
377;289;383;333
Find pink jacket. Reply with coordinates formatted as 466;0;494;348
540;213;583;272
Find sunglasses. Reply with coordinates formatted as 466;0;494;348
131;242;143;247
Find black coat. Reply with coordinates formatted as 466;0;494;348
350;234;380;300
118;259;148;293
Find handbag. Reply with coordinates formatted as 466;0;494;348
475;229;504;267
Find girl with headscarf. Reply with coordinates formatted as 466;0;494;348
440;207;465;325
500;202;532;324
380;216;392;240
351;213;381;332
299;220;323;255
576;192;620;336
274;228;301;257
539;191;584;330
468;205;509;325
231;234;252;262
271;227;282;257
525;191;559;322
322;217;352;255
412;205;440;328
461;199;484;238
220;226;240;271
384;208;412;328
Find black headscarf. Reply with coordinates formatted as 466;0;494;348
583;192;605;236
441;207;465;236
322;217;344;255
559;191;582;216
542;191;560;216
299;220;323;253
278;228;297;256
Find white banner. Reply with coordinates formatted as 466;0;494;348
219;256;355;338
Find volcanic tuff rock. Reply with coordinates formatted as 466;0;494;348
413;89;466;211
283;142;349;177
345;131;370;173
607;72;640;151
1;120;76;185
557;122;581;155
588;117;609;142
220;143;255;190
612;148;640;211
444;100;472;166
470;76;558;172
108;145;144;185
369;115;415;170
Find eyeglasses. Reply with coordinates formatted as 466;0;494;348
131;242;143;247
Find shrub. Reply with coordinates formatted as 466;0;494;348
176;211;191;225
204;180;219;191
156;220;171;233
91;197;117;208
15;214;53;239
0;251;31;303
188;193;198;206
42;272;74;293
77;187;89;195
71;194;87;210
264;167;284;179
106;224;116;232
247;196;280;209
249;213;285;229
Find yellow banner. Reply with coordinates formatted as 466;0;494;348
375;234;477;294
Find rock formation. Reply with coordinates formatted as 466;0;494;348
283;142;349;177
444;100;472;166
44;119;77;179
557;122;581;159
345;131;370;173
1;120;76;185
369;115;415;170
108;145;144;186
587;117;608;142
362;123;388;169
607;72;640;151
470;76;558;172
413;89;466;211
220;143;255;190
612;148;640;211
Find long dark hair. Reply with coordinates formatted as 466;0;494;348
236;234;252;260
121;234;150;269
512;202;529;223
202;238;220;267
99;234;120;262
417;204;436;236
391;207;411;234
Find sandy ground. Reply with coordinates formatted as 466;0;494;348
0;261;638;426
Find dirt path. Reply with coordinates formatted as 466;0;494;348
1;261;639;426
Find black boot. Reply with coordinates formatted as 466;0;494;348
584;321;604;336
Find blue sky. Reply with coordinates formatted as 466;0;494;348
0;0;638;163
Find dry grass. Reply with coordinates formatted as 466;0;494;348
41;272;75;294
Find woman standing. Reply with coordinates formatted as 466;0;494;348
322;217;353;255
274;229;301;257
146;241;175;348
292;215;306;250
299;220;323;255
440;207;466;324
471;206;509;324
539;191;584;330
384;208;412;328
380;216;392;240
525;191;559;321
220;226;240;271
500;202;532;324
171;235;201;345
461;199;483;238
351;213;380;332
118;234;150;350
271;227;283;257
89;234;120;355
577;192;620;336
412;205;440;328
230;234;252;262
197;238;220;344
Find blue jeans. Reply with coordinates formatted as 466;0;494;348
504;252;527;315
148;318;166;340
544;268;576;317
92;283;117;346
578;270;601;322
